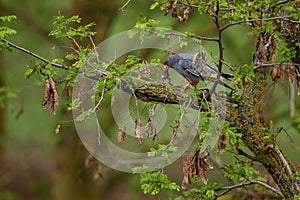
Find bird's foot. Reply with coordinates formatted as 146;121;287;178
181;83;191;90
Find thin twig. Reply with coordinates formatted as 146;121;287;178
193;35;219;42
235;148;259;162
254;63;300;77
52;45;79;53
215;179;282;198
167;0;290;11
131;88;140;120
66;35;80;52
169;95;194;145
276;0;291;6
176;94;193;127
94;78;106;146
289;76;295;117
254;63;300;67
2;39;68;70
220;59;234;71
209;2;223;95
89;34;100;63
93;78;107;112
165;32;219;42
221;16;299;32
177;1;199;8
119;0;132;12
214;2;223;73
219;7;235;11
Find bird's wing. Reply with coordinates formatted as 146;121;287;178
178;59;201;78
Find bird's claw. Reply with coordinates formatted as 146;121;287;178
181;83;191;90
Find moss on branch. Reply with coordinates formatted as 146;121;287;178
115;32;300;199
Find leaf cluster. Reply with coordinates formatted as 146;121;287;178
140;172;180;195
49;12;96;40
147;144;178;165
0;15;17;48
181;181;221;200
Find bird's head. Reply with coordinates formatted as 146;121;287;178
163;54;182;69
163;55;171;69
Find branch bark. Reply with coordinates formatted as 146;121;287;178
234;31;300;199
1;39;67;70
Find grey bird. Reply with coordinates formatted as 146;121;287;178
163;53;233;89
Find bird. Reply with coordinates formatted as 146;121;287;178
163;53;233;89
163;53;203;88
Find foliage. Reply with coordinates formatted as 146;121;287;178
182;180;222;200
292;115;300;132
137;0;299;199
233;64;255;85
0;0;300;199
128;16;171;43
147;144;178;165
140;172;180;195
0;15;17;47
0;15;18;108
223;160;259;182
49;12;96;40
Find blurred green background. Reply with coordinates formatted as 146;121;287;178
0;0;299;199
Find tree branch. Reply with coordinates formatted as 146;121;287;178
2;39;68;70
215;179;282;198
165;32;219;42
118;77;208;111
112;31;299;199
220;16;299;32
119;0;132;12
233;31;300;199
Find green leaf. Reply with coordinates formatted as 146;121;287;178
0;15;17;42
0;15;17;22
150;2;159;10
67;98;82;111
131;165;150;173
75;108;93;122
49;12;96;40
24;68;34;79
140;172;180;195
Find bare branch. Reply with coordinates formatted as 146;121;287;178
66;35;80;52
209;2;223;95
221;16;299;32
89;34;100;63
119;0;132;12
215;179;282;198
93;78;107;112
165;32;219;42
177;1;199;8
289;77;295;117
193;35;219;42
52;45;79;53
2;39;68;70
235;147;259;162
276;0;290;5
254;63;300;68
220;59;234;71
219;7;235;11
